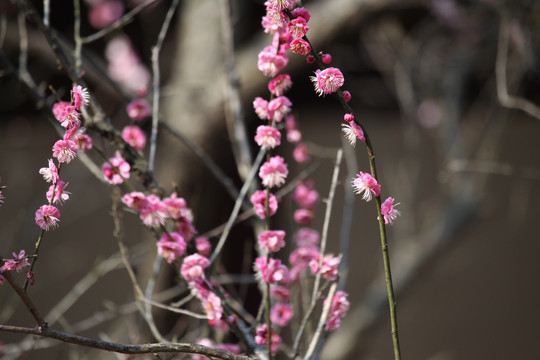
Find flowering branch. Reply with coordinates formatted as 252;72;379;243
0;325;255;360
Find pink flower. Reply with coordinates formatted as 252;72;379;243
291;7;311;22
121;125;146;150
287;129;301;143
162;192;190;220
102;151;130;184
88;0;124;29
290;39;311;55
258;230;286;253
106;35;150;93
342;121;365;146
254;257;288;284
292;180;319;209
296;228;320;248
344;113;355;122
53;102;80;129
181;253;210;283
325;291;350;331
250;190;278;219
255;324;281;354
310;67;345;96
289;245;319;270
126;98;151;121
266;0;295;11
293;143;310;163
320;52;332;64
261;12;287;34
342;90;352;102
156;232;186;263
1;250;30;273
121;191;147;210
293;208;313;225
271;285;290;303
310;254;341;281
380;197;401;225
288;17;309;38
46;180;70;205
71;85;90;110
139;194;168;227
253;97;269;120
200;289;223;322
257;46;288;77
352;172;380;201
64;126;93;151
255;125;281;149
267;96;292;122
35;205;60;230
268;74;292;96
39;159;59;184
259;155;288;188
271;303;293;327
52;139;77;163
195;237;212;257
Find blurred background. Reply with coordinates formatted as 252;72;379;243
1;0;540;359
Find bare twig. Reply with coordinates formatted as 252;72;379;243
3;271;45;326
303;283;337;360
82;0;158;44
149;0;179;172
0;325;255;359
496;14;540;120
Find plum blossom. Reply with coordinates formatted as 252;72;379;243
39;159;59;184
156;232;186;264
342;121;365;146
255;125;281;149
342;90;352;102
352;172;380;201
121;191;147;211
291;7;311;22
126;98;151;121
271;285;290;302
255;324;281;354
102;151;130;184
121;125;146;150
195;237;212;257
64;126;93;151
309;254;341;281
310;67;345;96
320;52;332;64
259;155;288;188
380;197;401;225
1;250;30;273
267;96;292;122
293;143;310;163
139;194;168;227
88;0;124;29
290;39;311;55
258;230;286;253
253;97;269;120
254;257;288;284
268;74;292;96
71;85;90;110
325;290;350;331
181;254;210;283
292;180;319;209
257;45;288;77
271;303;293;327
53;102;80;129
250;190;278;219
296;227;320;248
293;208;313;225
52;139;77;163
35;205;60;230
46;180;70;205
190;282;223;323
288;17;309;38
266;0;295;11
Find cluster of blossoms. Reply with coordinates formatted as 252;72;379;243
0;250;31;286
352;172;400;224
102;97;150;185
35;86;92;232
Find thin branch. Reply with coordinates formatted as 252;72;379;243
496;14;540;120
138;297;208;320
149;0;179;172
303;283;337;360
0;325;255;360
3;271;45;327
311;149;342;303
82;0;158;44
209;147;266;264
219;0;253;181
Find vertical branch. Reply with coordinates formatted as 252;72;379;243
311;149;342;302
73;0;82;77
3;270;46;326
43;0;50;27
218;0;253;180
149;0;179;172
303;283;337;360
